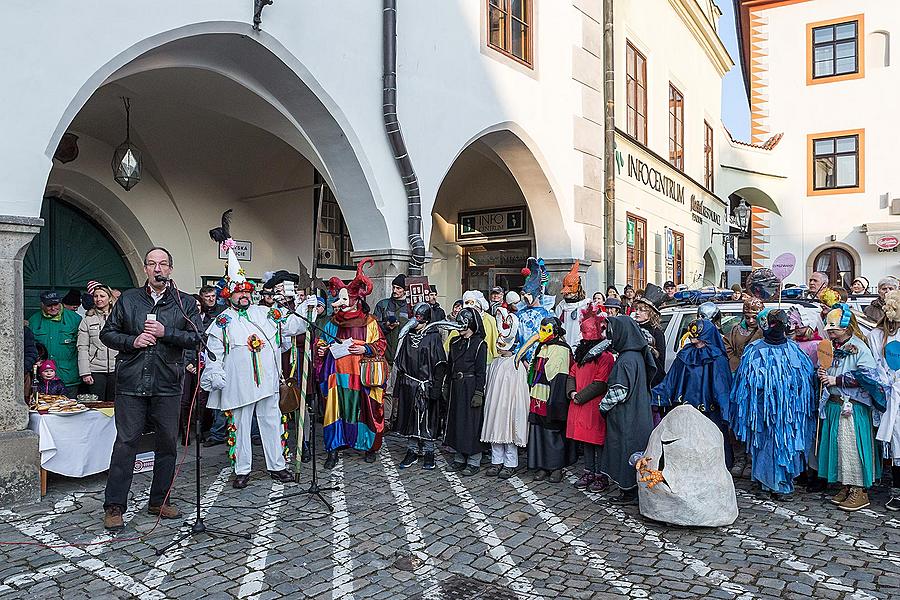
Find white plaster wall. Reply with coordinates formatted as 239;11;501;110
615;0;730;187
0;0;584;260
756;0;900;281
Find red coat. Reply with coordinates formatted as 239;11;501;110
566;352;614;445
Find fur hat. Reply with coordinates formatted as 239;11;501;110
884;290;900;322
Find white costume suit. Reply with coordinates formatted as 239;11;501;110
555;298;591;347
201;304;307;475
871;328;900;464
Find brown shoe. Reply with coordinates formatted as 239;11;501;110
838;487;870;512
103;506;124;530
148;503;181;519
830;485;850;505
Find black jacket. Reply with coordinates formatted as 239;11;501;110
24;326;38;375
100;284;202;396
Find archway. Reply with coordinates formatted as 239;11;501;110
43;28;392;268
41;30;393;288
429;126;574;303
702;248;720;288
24;197;135;316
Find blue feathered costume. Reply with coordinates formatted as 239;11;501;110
723;308;816;495
652;318;734;466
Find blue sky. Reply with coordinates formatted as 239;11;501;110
717;1;752;141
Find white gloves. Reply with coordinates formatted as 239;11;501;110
201;371;227;392
304;296;319;310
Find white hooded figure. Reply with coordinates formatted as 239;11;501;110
480;305;530;476
635;405;738;527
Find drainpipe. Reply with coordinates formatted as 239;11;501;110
602;0;616;289
383;0;426;276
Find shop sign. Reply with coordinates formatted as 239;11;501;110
457;207;527;240
876;235;900;250
218;240;252;261
626;220;635;247
618;140;723;227
406;276;429;306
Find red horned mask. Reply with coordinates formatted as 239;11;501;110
328;258;374;313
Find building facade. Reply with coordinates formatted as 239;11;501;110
0;1;741;504
613;0;732;289
734;0;900;288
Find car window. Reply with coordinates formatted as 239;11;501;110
720;313;742;335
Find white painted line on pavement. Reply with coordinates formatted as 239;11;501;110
0;508;166;599
1;561;79;592
573;479;754;600
87;484;152;553
439;461;539;599
737;489;900;568
509;476;649;598
141;467;232;589
331;462;357;600
382;451;442;599
237;481;285;599
857;507;900;529
723;527;879;600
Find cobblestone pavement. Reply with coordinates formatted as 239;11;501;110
1;434;899;600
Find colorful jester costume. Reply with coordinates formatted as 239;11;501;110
724;308;816;495
318;259;388;455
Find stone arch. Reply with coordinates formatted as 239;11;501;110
702;248;720;287
433;122;574;258
45;170;153;282
730;186;781;216
43;23;392;251
805;241;862;287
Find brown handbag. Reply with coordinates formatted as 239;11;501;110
279;377;302;414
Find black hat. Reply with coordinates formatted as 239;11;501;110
62;289;81;306
40;290;61;306
264;270;300;290
663;280;676;289
632;283;666;315
429;285;437;293
603;297;622;309
392;274;407;288
413;302;433;324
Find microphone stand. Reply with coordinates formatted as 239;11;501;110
277;185;335;512
156;278;250;556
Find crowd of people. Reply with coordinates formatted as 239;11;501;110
23;222;900;528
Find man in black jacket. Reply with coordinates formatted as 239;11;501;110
99;247;202;530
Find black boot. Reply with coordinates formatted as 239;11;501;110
301;443;311;463
399;449;418;469
323;451;338;470
609;488;638;505
422;452;435;470
364;450;377;463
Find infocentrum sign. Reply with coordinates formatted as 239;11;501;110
615;136;723;227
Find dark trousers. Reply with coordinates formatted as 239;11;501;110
104;393;180;510
86;372;116;402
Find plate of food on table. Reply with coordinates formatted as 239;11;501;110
31;395;90;415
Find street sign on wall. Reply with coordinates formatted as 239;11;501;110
218;240;252;261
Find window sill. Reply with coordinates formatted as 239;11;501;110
807;185;865;197
486;43;533;70
807;71;864;86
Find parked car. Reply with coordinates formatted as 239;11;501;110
659;300;874;372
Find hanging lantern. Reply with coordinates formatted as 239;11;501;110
111;97;142;191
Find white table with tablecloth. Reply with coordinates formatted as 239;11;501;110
27;410;117;479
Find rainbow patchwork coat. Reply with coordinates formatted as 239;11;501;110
318;314;387;452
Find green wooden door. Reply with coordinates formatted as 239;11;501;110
24;198;135;317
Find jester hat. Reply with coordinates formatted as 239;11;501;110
327;258;374;310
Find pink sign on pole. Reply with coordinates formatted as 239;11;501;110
772;253;796;281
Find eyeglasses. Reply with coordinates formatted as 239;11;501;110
145;261;171;269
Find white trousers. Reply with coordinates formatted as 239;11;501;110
231;394;286;476
491;443;519;468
